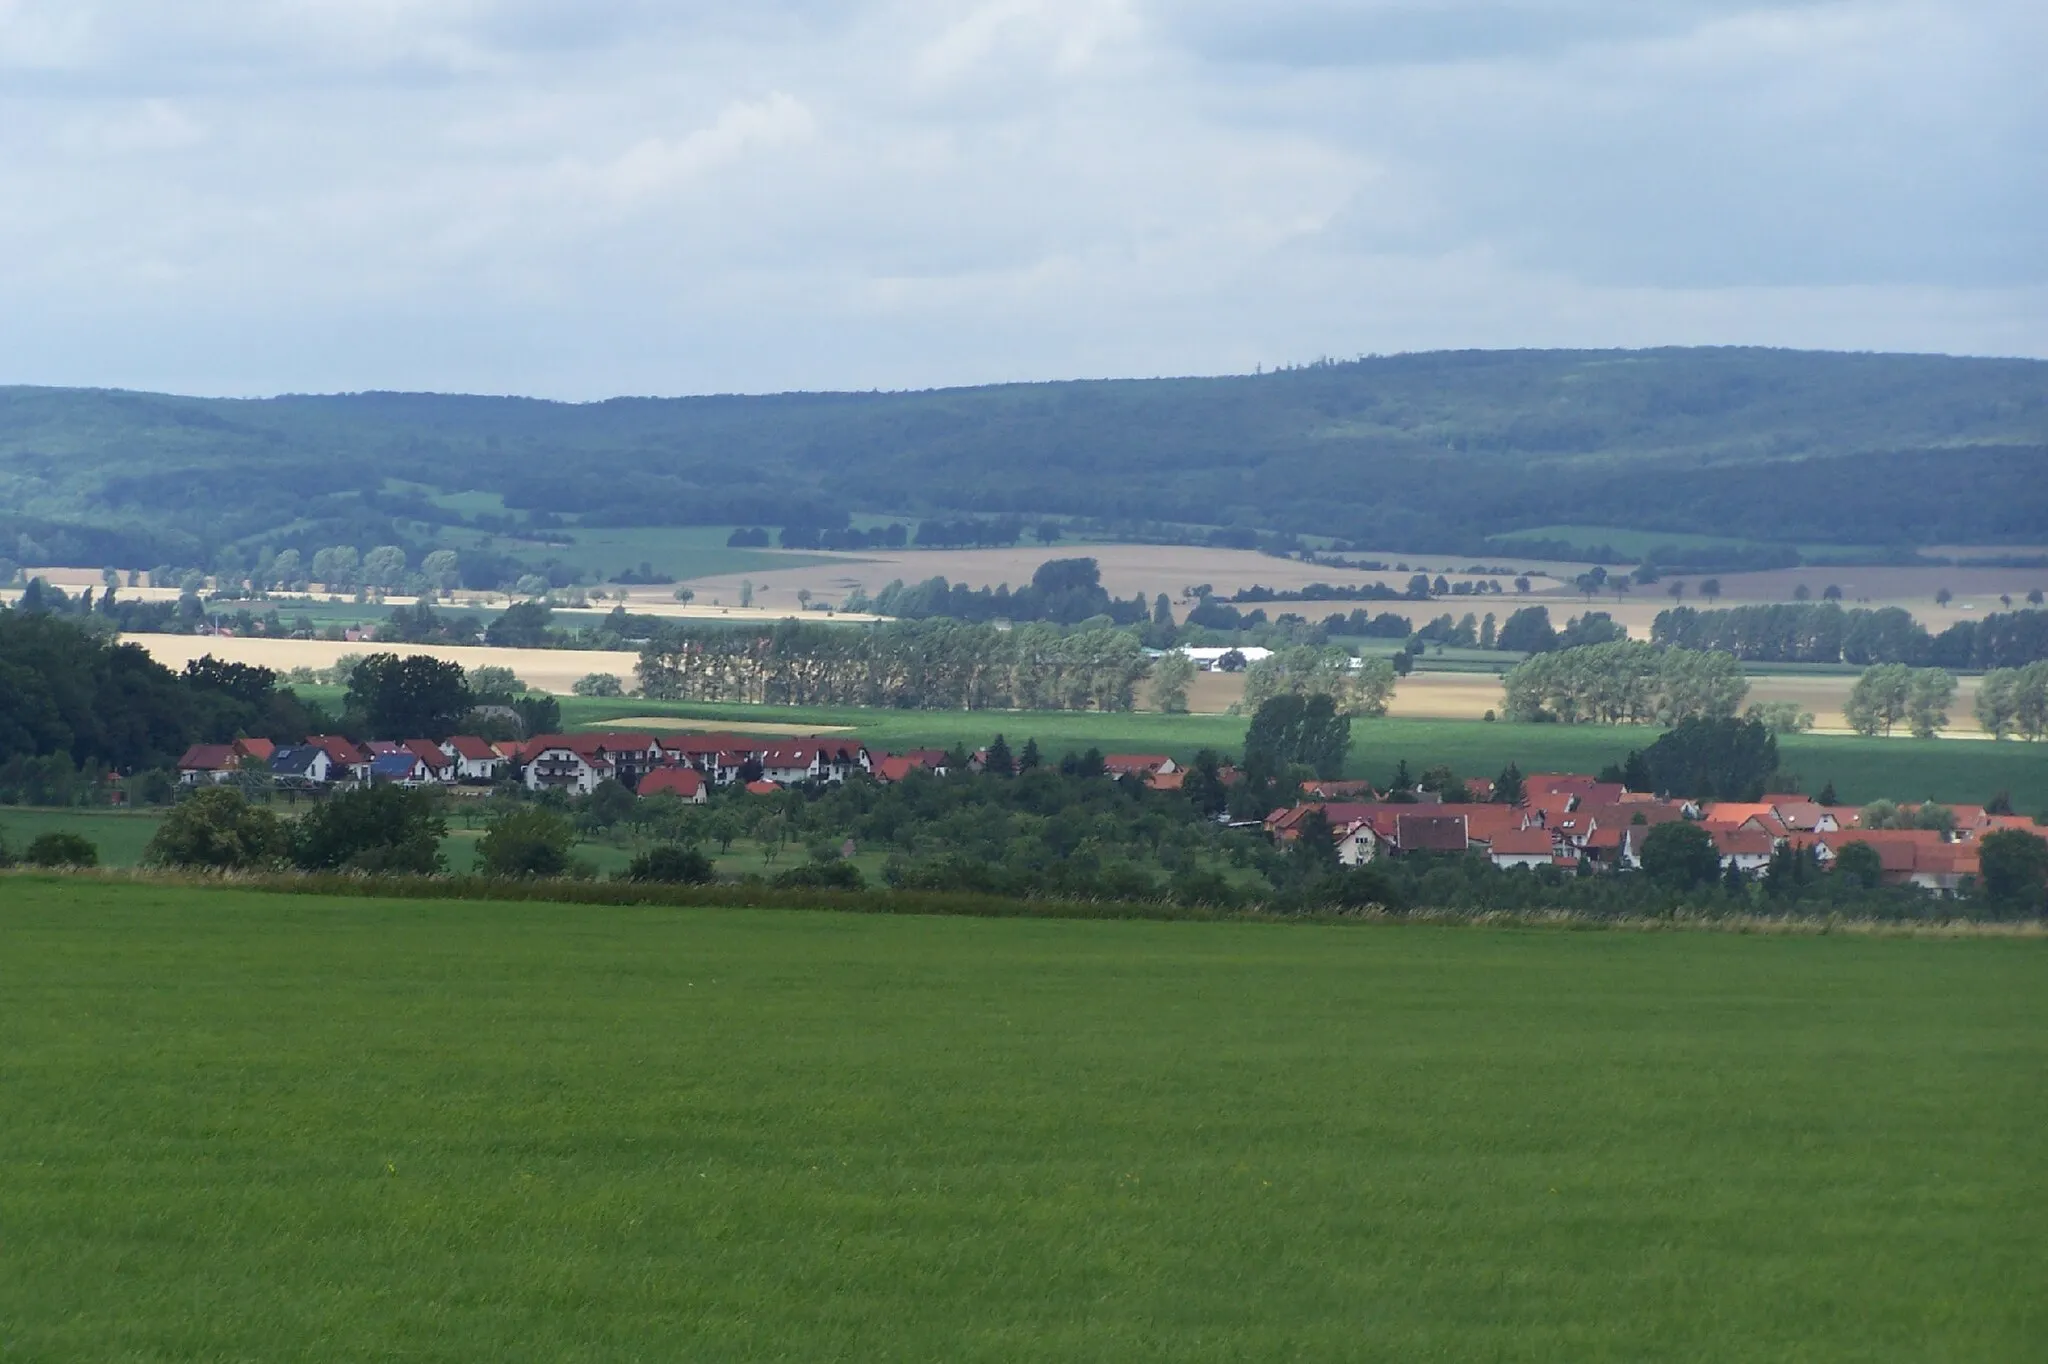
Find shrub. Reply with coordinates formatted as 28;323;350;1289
1640;821;1722;889
291;785;447;874
476;805;576;878
24;831;99;868
622;846;716;885
772;859;866;891
144;788;289;870
572;672;625;697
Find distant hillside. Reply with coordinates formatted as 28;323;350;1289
2;347;2044;569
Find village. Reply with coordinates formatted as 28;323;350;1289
171;731;2027;896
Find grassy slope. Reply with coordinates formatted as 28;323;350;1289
562;698;2048;812
2;881;2040;1361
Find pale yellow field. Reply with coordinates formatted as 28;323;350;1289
1162;666;1993;735
1535;565;2048;640
126;636;643;697
673;544;1567;612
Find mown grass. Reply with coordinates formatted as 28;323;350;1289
2;878;2040;1361
563;698;2048;811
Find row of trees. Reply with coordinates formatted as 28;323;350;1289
867;559;1152;627
1652;603;2048;668
1502;642;1749;725
637;619;1155;711
1842;665;1957;738
1241;647;1399;717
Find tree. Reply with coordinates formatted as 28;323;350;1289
1935;587;1953;608
291;785;447;873
1832;840;1883;890
1018;738;1042;772
144;788;288;869
1700;578;1722;603
1823;584;1843;602
1816;781;1838;807
1636;716;1779;801
1244;693;1351;781
476;805;575;877
623;845;716;884
1905;668;1957;738
983;733;1014;777
1150;650;1196;713
485;601;554;648
673;586;696;604
345;654;474;740
420;549;461;592
1843;663;1914;736
361;545;408;592
1666;580;1686;604
467;665;527;698
1494;762;1525;805
585;779;637;830
1288;808;1339;877
1495;606;1557;654
1977;829;2048;912
1640;821;1721;889
572;672;625;698
24;831;98;867
1792;584;1811;602
740;579;755;608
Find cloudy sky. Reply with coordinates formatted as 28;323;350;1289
1;0;2041;398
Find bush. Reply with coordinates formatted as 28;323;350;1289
772;859;866;891
24;831;99;868
143;788;289;870
622;845;717;884
572;672;626;697
291;785;447;874
475;805;576;877
1640;821;1722;889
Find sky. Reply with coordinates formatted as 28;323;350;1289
1;0;2042;398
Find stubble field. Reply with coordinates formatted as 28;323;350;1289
2;879;2039;1361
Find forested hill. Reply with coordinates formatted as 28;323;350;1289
2;347;2044;566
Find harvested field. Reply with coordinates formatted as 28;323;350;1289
127;636;642;696
674;544;1570;611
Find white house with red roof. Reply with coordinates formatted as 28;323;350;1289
637;767;708;804
441;736;505;782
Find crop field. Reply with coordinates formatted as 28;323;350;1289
130;635;646;696
2;880;2040;1361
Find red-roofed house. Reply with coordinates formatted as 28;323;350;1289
403;739;457;784
638;767;708;804
1711;828;1776;877
759;740;871;785
177;744;238;786
744;779;781;796
1104;754;1177;780
233;737;276;764
441;736;505;783
1395;813;1470;854
308;736;373;785
520;734;661;795
1488;827;1556;869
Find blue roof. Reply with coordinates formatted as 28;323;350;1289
370;753;420;778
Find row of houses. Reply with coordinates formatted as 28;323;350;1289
177;730;1023;804
1263;774;2034;892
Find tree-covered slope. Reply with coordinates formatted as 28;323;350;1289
2;347;2043;565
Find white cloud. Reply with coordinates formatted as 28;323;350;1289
0;0;2037;397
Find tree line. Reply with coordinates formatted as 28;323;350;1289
1502;642;1749;725
1652;603;2048;668
637;618;1155;711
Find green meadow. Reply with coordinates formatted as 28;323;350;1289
1;880;2040;1361
563;697;2048;812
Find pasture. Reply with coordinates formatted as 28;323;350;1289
2;880;2039;1361
563;698;2048;811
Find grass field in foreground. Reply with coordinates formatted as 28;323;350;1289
564;698;2048;812
3;880;2040;1361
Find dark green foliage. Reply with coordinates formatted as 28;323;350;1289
1633;717;1779;801
290;786;447;874
484;601;554;648
1494;763;1525;805
1244;694;1351;781
143;788;288;869
476;805;575;878
622;845;717;885
1976;830;2048;913
1494;606;1557;653
1833;841;1884;891
23;830;97;867
5;351;2045;567
343;653;473;740
872;558;1149;627
983;734;1013;777
583;779;637;831
1655;603;2048;668
1640;822;1723;889
772;859;866;891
